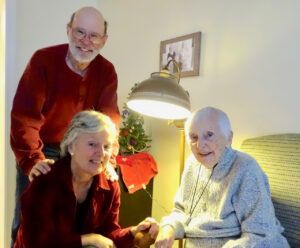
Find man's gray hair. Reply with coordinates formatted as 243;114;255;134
60;110;117;157
185;106;232;139
67;12;108;35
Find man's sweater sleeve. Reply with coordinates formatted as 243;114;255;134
10;50;47;175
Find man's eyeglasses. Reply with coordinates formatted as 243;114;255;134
71;27;106;45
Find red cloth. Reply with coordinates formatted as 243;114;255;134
10;44;120;174
14;156;134;248
117;152;158;193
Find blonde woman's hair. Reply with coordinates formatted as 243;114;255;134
60;110;117;157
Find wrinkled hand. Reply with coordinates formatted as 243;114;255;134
154;225;175;248
131;217;159;240
81;233;116;248
105;163;119;182
29;159;55;181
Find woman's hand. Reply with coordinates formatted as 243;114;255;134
28;159;55;181
105;163;119;182
81;233;116;248
154;225;175;248
132;217;159;248
131;217;159;239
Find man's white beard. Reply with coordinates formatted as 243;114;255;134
69;42;99;64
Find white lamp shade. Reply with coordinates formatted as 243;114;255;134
127;72;191;120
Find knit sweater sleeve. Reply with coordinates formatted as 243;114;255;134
223;159;285;248
160;156;195;239
10;49;47;174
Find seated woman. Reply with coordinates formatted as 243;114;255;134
155;107;290;248
14;110;158;248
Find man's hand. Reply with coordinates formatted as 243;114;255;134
154;225;175;248
105;163;119;182
28;159;55;181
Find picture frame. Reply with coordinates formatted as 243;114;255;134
159;32;201;77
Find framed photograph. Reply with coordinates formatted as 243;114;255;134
159;32;201;77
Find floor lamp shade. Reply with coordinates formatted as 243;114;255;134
127;71;191;120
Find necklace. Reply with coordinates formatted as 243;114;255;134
188;166;214;223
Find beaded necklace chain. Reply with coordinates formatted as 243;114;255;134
188;166;214;223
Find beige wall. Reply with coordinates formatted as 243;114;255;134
99;0;300;225
1;0;5;246
5;0;300;247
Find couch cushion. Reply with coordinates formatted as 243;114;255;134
241;134;300;248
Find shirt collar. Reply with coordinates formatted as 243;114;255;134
57;155;111;192
94;172;110;191
212;147;237;180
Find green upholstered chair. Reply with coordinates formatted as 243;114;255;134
241;134;300;248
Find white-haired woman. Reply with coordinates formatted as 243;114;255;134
14;110;158;248
155;107;289;248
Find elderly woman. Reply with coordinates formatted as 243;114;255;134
155;107;289;248
14;110;158;248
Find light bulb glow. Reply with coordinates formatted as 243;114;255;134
127;99;191;120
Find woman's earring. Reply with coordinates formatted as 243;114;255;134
68;147;74;156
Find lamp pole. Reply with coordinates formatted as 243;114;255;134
172;120;186;248
172;119;186;180
179;129;185;248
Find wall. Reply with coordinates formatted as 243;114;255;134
1;0;5;246
5;0;300;247
98;0;300;226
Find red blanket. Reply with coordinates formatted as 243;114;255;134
117;152;158;193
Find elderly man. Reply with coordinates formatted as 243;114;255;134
155;107;289;248
10;6;120;244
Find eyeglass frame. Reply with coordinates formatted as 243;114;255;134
69;26;107;45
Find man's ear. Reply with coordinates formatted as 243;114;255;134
102;35;108;46
66;24;71;36
228;131;233;146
